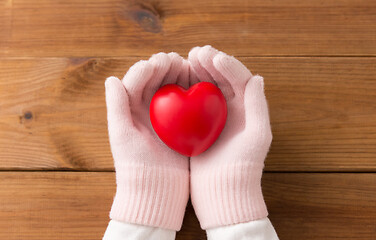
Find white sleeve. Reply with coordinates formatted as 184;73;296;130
103;220;176;240
206;217;279;240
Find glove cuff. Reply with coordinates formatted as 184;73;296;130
191;163;268;229
110;164;189;231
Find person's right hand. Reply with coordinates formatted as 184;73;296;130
105;52;190;231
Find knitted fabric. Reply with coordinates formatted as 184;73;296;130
189;46;272;229
105;53;190;231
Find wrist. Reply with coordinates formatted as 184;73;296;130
111;163;189;231
191;162;267;229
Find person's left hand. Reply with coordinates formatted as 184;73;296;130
188;46;273;229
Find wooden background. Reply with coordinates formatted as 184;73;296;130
0;0;375;239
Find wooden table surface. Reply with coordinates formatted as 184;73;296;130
1;0;376;239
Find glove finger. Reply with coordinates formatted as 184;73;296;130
197;45;234;100
243;75;272;144
143;52;172;104
105;76;134;144
213;52;252;97
161;52;184;86
176;59;190;89
188;62;200;87
188;46;215;84
122;60;154;106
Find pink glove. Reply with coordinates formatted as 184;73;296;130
105;53;190;231
189;46;273;229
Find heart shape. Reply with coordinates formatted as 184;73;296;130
150;82;227;157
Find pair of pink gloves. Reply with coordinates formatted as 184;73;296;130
105;46;272;231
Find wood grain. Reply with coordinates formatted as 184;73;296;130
1;57;375;171
1;0;375;239
0;172;374;240
0;0;375;57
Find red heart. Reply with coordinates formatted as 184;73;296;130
150;82;227;157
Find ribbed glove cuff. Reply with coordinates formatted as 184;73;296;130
191;163;268;229
110;164;189;231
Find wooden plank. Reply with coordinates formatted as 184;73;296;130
0;172;374;239
0;0;11;53
263;173;376;239
0;0;375;57
1;57;375;171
